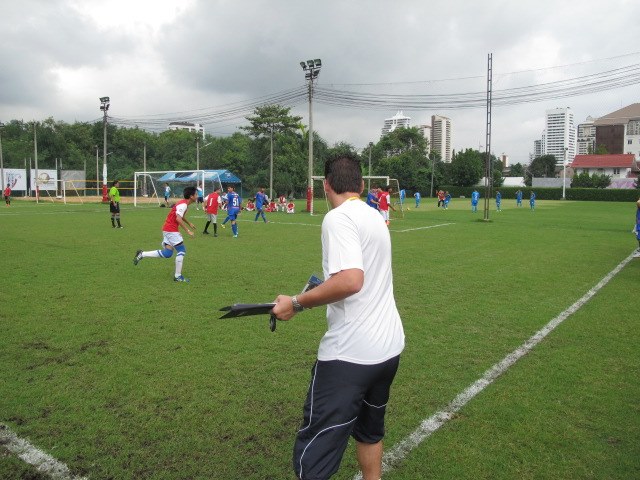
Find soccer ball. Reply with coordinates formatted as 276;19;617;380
406;207;410;211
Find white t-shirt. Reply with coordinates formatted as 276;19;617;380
318;199;405;365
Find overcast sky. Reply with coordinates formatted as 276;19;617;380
1;0;639;165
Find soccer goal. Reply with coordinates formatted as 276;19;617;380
61;179;86;204
133;170;222;207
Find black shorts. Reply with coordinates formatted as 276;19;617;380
109;202;120;213
197;197;203;204
293;355;400;480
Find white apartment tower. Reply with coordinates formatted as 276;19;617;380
381;111;411;136
544;107;576;162
577;116;596;155
431;115;452;163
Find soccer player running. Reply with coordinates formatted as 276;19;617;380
271;155;405;480
4;183;11;207
220;185;242;237
133;186;197;283
414;190;421;208
254;187;268;223
109;180;123;228
203;187;221;236
471;189;480;213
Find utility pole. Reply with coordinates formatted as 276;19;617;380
33;122;39;202
269;126;274;200
368;142;373;191
562;147;568;200
0;122;5;190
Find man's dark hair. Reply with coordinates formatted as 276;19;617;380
111;180;119;186
183;186;197;199
324;155;362;194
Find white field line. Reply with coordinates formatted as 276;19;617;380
392;223;455;233
0;424;87;480
353;251;636;480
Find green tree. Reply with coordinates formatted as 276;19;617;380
595;144;609;155
372;127;430;192
448;148;483;187
510;162;525;177
529;154;557;178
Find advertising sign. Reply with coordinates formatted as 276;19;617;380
3;168;27;191
30;169;58;191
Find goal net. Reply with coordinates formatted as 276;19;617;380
133;170;222;207
310;175;404;219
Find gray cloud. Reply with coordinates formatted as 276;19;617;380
1;0;639;164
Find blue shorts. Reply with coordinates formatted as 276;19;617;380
227;208;240;221
293;356;400;480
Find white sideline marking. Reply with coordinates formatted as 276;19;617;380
353;251;636;480
393;223;454;233
0;424;87;479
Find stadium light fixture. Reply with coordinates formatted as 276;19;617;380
300;57;322;214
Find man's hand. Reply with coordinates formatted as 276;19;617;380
271;295;296;321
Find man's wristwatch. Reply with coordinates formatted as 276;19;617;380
291;295;305;313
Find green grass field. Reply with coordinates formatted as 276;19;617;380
1;197;639;479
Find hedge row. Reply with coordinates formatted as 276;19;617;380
437;186;640;202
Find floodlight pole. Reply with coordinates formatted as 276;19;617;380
100;96;110;202
300;58;321;214
562;147;567;200
95;145;99;196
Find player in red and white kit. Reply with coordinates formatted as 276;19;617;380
4;184;11;207
203;187;221;236
278;194;287;212
377;186;395;226
133;186;197;282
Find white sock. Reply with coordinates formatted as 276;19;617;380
142;251;163;258
175;254;184;276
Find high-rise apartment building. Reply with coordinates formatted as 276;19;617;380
417;124;432;154
381;111;411;136
431;114;452;163
593;103;640;159
544;107;576;163
577;116;596;155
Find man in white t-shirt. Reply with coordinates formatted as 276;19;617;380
272;155;405;480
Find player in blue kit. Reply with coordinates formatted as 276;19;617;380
530;191;536;211
471;189;480;213
516;189;523;207
414;191;421;208
254;187;268;223
221;185;242;237
365;186;379;209
495;190;502;212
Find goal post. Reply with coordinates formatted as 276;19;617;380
133;170;223;207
